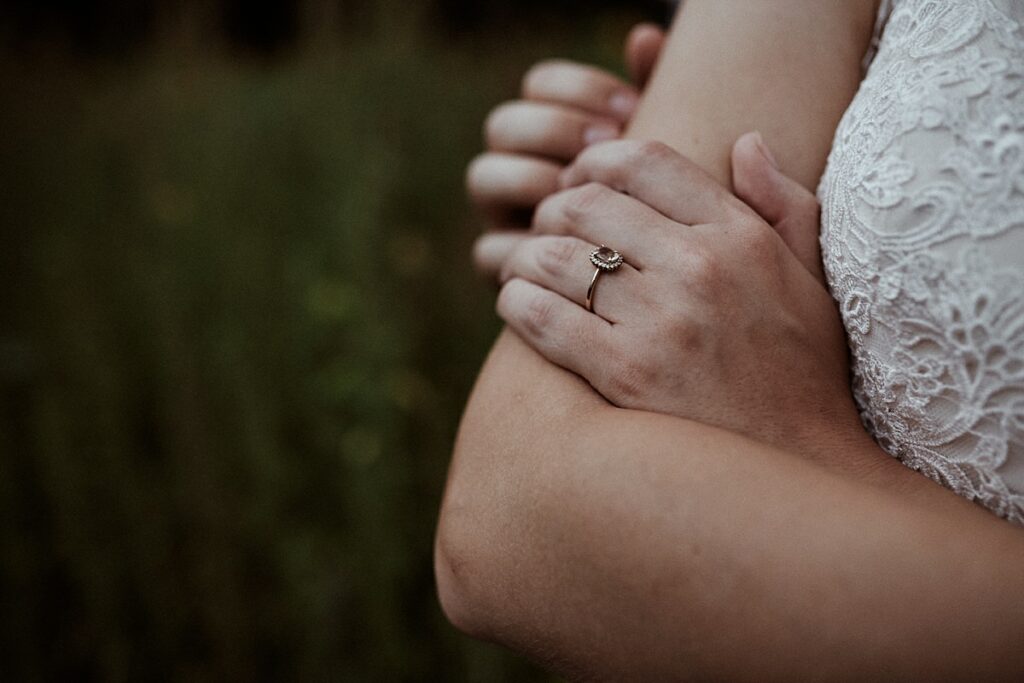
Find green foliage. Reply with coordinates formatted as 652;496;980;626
0;10;637;683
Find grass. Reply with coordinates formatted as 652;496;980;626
0;8;645;681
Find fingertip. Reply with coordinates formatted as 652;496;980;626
628;22;666;41
731;131;773;169
625;22;666;87
584;123;620;146
476;231;527;280
731;132;780;204
472;233;502;279
465;153;488;194
495;276;527;322
608;90;639;120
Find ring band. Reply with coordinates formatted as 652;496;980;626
586;245;624;313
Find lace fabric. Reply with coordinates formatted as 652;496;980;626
819;0;1024;523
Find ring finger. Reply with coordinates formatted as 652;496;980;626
499;235;642;323
533;182;677;269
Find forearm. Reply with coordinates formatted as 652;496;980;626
441;380;1024;680
442;293;1024;679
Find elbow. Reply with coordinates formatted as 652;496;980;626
433;425;491;636
432;497;495;643
433;383;586;641
433;431;537;641
434;517;491;639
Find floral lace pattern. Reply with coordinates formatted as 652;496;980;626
819;0;1024;523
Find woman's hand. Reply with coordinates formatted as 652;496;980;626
494;134;863;455
468;24;666;277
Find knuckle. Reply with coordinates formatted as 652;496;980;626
561;182;609;222
533;193;562;231
536;237;579;277
632;140;673;166
497;243;520;284
580;140;670;189
670;316;704;354
606;356;652;405
684;243;722;290
520;290;555;339
497;279;553;340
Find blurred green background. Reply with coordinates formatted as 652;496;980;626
0;0;664;680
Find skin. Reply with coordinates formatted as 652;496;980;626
436;1;1024;679
468;24;666;277
495;137;858;460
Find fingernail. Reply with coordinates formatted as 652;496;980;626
584;123;619;145
753;131;780;169
609;90;638;118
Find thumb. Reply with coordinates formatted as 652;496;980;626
625;23;666;89
731;132;826;285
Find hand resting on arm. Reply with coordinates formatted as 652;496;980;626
495;135;858;461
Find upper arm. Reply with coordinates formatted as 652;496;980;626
629;0;879;190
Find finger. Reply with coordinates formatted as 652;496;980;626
731;132;825;284
533;182;676;269
523;60;639;123
498;235;642;323
560;140;750;226
625;23;666;88
485;100;621;162
473;231;530;279
497;278;616;381
466;152;562;211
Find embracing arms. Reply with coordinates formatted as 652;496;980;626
437;0;1024;679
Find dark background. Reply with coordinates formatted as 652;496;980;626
0;0;668;680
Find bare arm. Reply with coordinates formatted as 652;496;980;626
437;0;1024;678
630;0;877;190
440;360;1024;680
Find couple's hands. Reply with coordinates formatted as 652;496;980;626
468;24;666;276
496;136;862;454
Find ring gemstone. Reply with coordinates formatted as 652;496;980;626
590;245;624;271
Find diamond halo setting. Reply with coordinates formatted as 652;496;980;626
590;245;624;271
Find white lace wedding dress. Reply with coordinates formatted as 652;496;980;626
818;0;1024;524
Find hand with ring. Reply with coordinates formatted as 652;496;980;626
494;135;862;454
467;24;666;278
